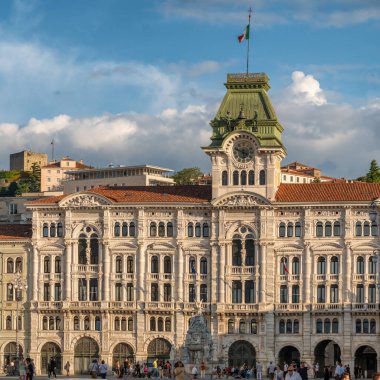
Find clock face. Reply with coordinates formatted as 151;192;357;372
233;140;254;163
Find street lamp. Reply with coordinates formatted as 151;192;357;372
8;270;28;375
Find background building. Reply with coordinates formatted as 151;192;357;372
9;150;48;172
0;73;379;376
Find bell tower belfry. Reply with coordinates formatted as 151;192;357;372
202;73;287;202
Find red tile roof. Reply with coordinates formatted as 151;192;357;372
275;182;380;203
0;224;32;240
28;186;212;205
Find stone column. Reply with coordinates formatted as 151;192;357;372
64;241;72;300
210;243;218;303
176;243;184;303
303;243;311;304
32;245;39;300
102;241;110;301
343;242;352;303
259;243;267;303
218;243;226;303
136;242;145;301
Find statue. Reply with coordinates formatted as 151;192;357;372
194;299;203;315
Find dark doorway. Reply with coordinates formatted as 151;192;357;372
228;340;256;368
355;346;377;378
41;342;62;374
74;337;99;374
314;340;341;376
278;346;301;366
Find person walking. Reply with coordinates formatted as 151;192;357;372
256;362;263;380
89;359;99;379
25;358;34;380
274;365;284;380
49;357;57;378
19;359;26;380
99;360;108;379
299;363;308;380
324;367;330;380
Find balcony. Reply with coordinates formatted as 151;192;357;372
353;274;377;281
33;301;63;309
275;304;303;311
279;275;300;282
42;274;63;281
312;303;342;311
109;301;135;309
185;274;208;281
351;303;377;310
114;273;134;280
226;266;256;275
146;302;175;310
224;304;259;312
73;264;101;274
69;301;102;308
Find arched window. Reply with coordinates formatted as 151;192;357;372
355;319;362;333
55;257;61;273
222;171;228;186
165;318;171;332
279;320;285;334
122;222;128;237
195;223;201;237
74;316;80;330
369;256;377;275
150;222;157;237
363;221;370;236
49;317;55;330
286;319;292;333
232;236;242;266
43;223;49;237
250;319;257;334
6;316;12;330
200;258;207;274
44;257;51;273
233;171;239;185
121;317;126;331
228;319;234;334
7;258;14;273
317;257;326;274
279;223;286;238
363;319;369;333
259;170;266;185
151;283;159;302
127;256;134;273
371;221;378;236
357;256;364;274
164;256;171;273
370;319;376;333
57;223;63;237
316;222;323;237
325;222;332;237
158;318;164;331
248;170;255;185
151;256;159;273
333;221;341;236
42;316;48;330
292;258;300;274
200;284;207;302
129;222;136;237
188;222;194;237
316;319;323;333
245;238;255;266
240;171;247;186
158;222;165;237
116;256;123;273
332;318;339;333
15;257;22;272
167;222;174;237
50;223;56;237
78;235;87;264
239;320;246;334
114;222;121;237
324;318;331;333
202;223;209;237
287;223;294;237
330;256;339;274
295;222;301;237
355;222;362;236
150;317;156;331
128;317;133;331
7;284;13;301
294;319;299;333
95;317;101;331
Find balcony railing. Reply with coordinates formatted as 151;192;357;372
226;266;256;275
275;304;303;311
312;303;342;311
73;264;101;273
224;303;259;311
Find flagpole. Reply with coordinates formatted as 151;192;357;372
246;7;252;75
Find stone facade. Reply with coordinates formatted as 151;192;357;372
0;73;380;376
9;150;48;172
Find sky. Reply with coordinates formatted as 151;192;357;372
0;0;379;179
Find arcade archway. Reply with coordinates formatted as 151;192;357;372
112;343;134;366
147;338;171;366
41;342;62;374
314;340;341;375
355;346;377;378
3;342;23;371
278;346;300;366
228;340;256;368
74;337;99;374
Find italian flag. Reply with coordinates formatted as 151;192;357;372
238;24;250;43
282;257;289;274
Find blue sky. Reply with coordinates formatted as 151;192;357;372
0;0;379;178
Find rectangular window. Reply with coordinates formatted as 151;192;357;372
280;286;288;303
292;285;300;303
115;283;122;301
189;284;196;302
78;279;87;301
245;281;255;303
54;284;61;301
126;283;133;301
232;281;242;303
317;285;325;303
90;279;98;301
356;285;364;303
9;204;18;215
164;284;171;301
368;285;376;303
330;285;339;303
47;178;51;182
44;283;50;301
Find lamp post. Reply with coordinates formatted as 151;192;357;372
8;270;28;375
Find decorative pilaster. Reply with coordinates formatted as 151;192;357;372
64;241;72;300
32;244;39;300
176;243;184;303
136;242;145;301
344;242;352;303
102;241;110;301
218;243;226;303
259;242;267;303
303;242;311;304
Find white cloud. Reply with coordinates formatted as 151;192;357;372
288;71;327;106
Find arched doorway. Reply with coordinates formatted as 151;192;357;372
147;338;171;366
3;342;23;374
355;346;377;378
228;340;256;368
40;342;62;374
74;337;99;374
278;346;301;366
112;343;134;367
314;340;341;376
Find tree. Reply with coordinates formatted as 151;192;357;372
357;160;380;183
172;167;204;185
28;163;41;192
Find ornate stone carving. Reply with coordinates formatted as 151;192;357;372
61;195;109;208
220;195;258;207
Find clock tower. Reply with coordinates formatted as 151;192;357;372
202;73;286;201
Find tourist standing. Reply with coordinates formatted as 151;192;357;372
192;365;199;380
201;362;207;378
19;359;26;380
49;357;57;378
64;361;70;377
274;365;284;380
285;365;302;380
299;363;308;380
99;360;108;379
268;363;276;380
174;362;185;380
256;362;263;380
324;367;330;380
